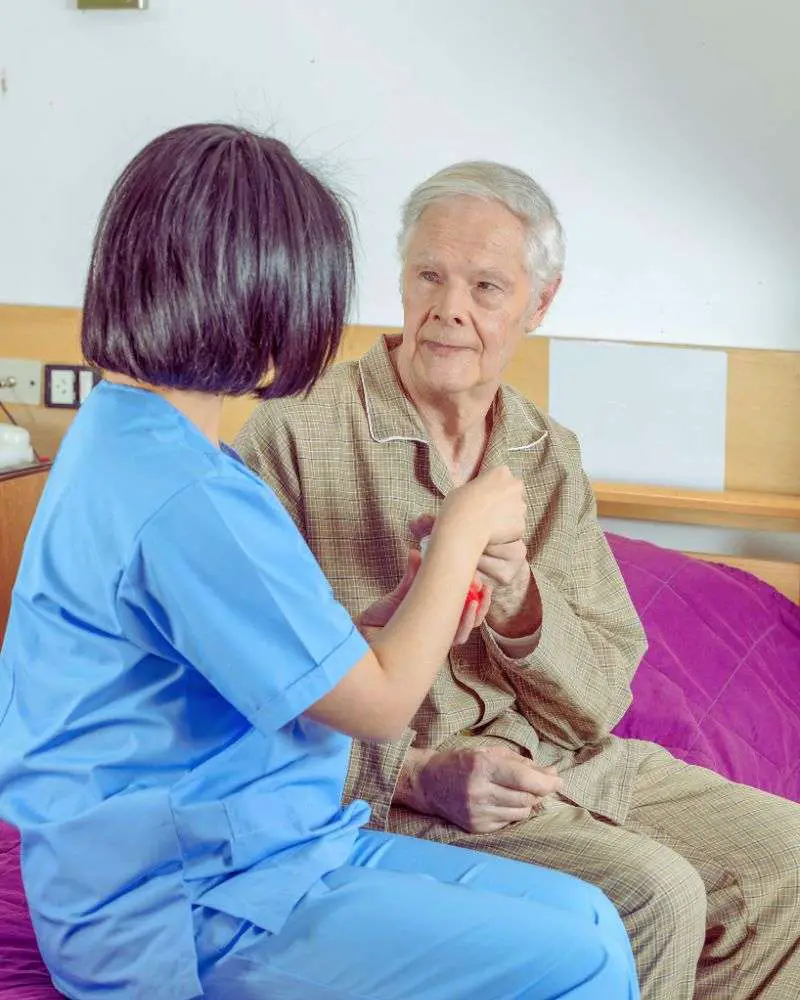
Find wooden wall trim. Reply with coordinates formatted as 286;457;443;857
725;348;800;495
0;303;83;361
594;482;800;533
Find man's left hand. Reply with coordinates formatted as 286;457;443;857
478;541;542;638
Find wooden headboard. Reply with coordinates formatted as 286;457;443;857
2;305;798;603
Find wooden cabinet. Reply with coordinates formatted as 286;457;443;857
0;463;50;640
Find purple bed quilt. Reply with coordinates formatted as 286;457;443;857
2;534;799;996
608;534;800;801
0;823;57;999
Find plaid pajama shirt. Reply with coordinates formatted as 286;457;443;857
236;335;800;1000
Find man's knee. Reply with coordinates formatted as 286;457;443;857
743;814;800;938
618;847;707;948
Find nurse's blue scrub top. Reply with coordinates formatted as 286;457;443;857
0;382;371;999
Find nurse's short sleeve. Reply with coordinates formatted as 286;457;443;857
116;469;369;733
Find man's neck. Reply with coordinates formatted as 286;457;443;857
391;352;496;486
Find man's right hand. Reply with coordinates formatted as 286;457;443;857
394;745;563;834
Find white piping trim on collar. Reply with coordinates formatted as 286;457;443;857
508;429;548;452
359;356;547;451
507;394;549;451
359;359;427;446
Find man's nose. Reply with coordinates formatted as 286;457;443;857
432;282;467;326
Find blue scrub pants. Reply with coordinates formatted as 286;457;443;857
195;829;639;999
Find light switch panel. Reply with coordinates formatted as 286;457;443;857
0;359;42;406
78;368;101;404
77;1;148;10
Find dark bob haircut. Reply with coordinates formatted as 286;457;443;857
82;123;354;399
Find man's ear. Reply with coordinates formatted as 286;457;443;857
527;276;562;333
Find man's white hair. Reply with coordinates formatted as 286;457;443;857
398;160;565;294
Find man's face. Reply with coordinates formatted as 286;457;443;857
399;195;542;398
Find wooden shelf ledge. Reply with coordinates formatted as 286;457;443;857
593;482;800;533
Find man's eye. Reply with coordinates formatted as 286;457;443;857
419;271;440;283
477;281;500;292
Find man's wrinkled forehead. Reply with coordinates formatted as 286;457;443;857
404;201;529;275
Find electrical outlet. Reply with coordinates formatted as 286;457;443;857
46;367;78;407
0;359;42;406
44;365;101;409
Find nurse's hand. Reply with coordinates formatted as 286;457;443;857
359;551;492;647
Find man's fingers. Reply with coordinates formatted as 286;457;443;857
475;553;508;580
485;785;540;809
453;598;480;645
482;540;526;560
409;514;437;543
476;539;528;588
477;804;537;829
452;575;494;644
398;548;422;593
491;757;564;796
476;554;526;589
474;582;493;627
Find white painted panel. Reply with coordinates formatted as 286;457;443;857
548;340;727;489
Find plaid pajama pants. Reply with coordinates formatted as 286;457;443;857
385;743;800;1000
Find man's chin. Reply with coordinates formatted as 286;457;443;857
419;370;480;398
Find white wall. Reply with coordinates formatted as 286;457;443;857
1;0;799;350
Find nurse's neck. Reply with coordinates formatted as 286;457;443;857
104;373;223;447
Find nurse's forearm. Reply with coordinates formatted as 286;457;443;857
373;524;483;673
306;522;484;741
307;464;525;740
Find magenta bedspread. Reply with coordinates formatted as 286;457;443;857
609;533;800;802
0;822;58;998
2;534;799;994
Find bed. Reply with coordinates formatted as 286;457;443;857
1;309;799;996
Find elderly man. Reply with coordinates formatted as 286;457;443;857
236;161;799;1000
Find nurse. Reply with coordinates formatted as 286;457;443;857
0;124;639;1000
